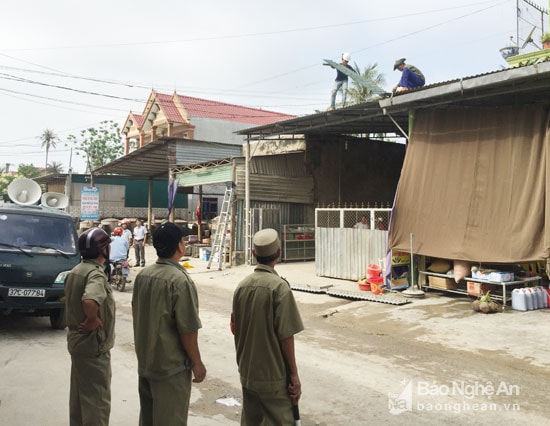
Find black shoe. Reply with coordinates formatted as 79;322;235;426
141;263;145;267
134;264;139;267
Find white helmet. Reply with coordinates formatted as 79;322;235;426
342;52;351;62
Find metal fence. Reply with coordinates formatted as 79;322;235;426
316;207;392;230
315;207;392;281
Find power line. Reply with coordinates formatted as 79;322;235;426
0;87;130;111
0;1;505;52
0;72;143;102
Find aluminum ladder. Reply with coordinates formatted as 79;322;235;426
207;186;233;270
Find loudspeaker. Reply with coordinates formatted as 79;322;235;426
41;192;69;209
7;178;42;206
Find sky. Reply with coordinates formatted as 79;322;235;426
0;0;547;174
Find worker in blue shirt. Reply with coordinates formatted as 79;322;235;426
393;58;425;93
110;227;129;263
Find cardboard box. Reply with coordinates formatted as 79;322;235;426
467;281;496;296
390;278;408;288
428;275;457;290
391;251;411;266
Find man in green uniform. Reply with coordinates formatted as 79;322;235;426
231;228;304;425
132;222;206;426
65;227;116;426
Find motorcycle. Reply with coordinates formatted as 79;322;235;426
110;259;130;292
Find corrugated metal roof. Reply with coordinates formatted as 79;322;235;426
236;99;409;139
93;137;241;178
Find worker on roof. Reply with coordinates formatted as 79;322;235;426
392;58;425;93
329;52;355;110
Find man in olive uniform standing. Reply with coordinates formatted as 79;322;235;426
231;228;304;425
132;222;206;426
65;227;116;426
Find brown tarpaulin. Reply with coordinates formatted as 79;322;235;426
388;106;550;262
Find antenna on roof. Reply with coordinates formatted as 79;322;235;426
520;26;540;49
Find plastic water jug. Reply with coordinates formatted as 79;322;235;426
529;288;539;310
537;287;548;309
532;286;544;309
512;288;527;311
521;288;533;311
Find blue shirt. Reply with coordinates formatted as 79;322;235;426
398;65;425;89
110;236;129;262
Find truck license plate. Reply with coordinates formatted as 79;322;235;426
8;288;46;297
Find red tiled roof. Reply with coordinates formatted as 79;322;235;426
155;93;186;123
175;94;295;125
129;112;144;127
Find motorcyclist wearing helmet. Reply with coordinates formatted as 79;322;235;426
110;227;129;263
64;227;116;426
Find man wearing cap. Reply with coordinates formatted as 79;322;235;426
231;228;304;425
392;58;425;93
132;222;206;426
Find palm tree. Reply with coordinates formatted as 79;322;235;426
38;129;58;174
347;63;386;104
46;161;64;174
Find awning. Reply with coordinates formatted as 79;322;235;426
93;137;242;179
388;105;550;263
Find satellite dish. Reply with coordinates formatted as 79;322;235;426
521;26;538;49
7;178;42;206
41;192;69;209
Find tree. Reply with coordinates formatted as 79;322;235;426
46;161;64;174
17;163;41;179
0;163;40;195
66;120;123;173
38;129;58;173
347;63;386;104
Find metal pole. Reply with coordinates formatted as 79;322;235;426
245;137;250;264
410;233;415;288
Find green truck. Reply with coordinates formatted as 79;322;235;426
0;202;80;329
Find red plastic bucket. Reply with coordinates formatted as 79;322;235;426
367;275;383;285
358;281;371;291
367;276;384;294
369;276;384;294
366;264;382;279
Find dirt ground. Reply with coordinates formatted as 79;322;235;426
2;245;550;425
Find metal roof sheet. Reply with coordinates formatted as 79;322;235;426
93;138;241;178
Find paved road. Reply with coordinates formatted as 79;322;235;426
2;246;550;425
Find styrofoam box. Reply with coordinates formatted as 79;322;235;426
488;271;514;282
472;270;491;281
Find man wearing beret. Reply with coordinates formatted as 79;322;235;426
392;57;425;93
132;222;206;426
231;228;304;425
